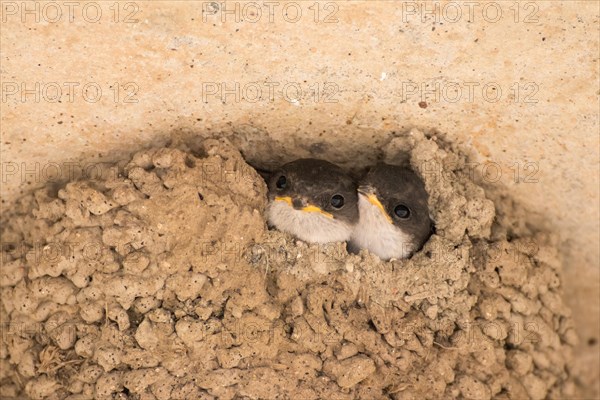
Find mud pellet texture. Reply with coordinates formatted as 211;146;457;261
0;133;576;399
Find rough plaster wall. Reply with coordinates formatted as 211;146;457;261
1;1;598;397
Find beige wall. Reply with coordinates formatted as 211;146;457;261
1;1;598;396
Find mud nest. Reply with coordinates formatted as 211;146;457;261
1;131;577;399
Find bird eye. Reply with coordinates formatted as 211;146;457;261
275;175;287;190
330;194;345;209
394;204;410;219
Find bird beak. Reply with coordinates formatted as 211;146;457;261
357;186;393;224
274;196;333;219
357;185;375;196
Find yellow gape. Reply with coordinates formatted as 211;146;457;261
274;196;293;206
366;193;393;224
274;196;333;219
300;205;333;219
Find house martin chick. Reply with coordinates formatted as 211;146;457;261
266;159;359;244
